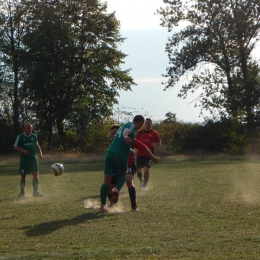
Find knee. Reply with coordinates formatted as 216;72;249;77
126;175;133;187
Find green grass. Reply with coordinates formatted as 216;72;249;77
1;155;260;259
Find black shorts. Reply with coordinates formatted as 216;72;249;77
127;161;137;176
136;156;152;169
110;161;137;184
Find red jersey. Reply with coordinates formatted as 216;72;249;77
128;138;149;165
135;129;160;156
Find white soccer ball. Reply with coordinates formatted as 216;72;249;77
51;163;64;176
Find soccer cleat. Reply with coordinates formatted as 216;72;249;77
112;190;119;203
141;186;146;191
131;207;138;212
99;207;109;213
18;193;25;197
33;192;43;197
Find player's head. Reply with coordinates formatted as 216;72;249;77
110;124;120;137
145;118;152;130
23;123;33;136
133;115;145;130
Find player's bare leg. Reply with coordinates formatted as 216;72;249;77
137;168;143;189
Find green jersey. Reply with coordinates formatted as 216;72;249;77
14;133;38;161
107;122;136;156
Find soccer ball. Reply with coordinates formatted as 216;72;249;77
51;163;64;176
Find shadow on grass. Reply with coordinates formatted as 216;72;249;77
21;212;106;237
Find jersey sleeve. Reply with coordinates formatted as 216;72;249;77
133;138;147;150
135;130;141;140
153;131;161;143
13;135;20;147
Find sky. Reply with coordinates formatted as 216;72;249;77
102;0;206;123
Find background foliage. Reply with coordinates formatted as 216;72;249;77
1;0;260;154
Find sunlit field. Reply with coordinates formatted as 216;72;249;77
1;155;260;259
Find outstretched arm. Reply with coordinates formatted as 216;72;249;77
133;138;159;163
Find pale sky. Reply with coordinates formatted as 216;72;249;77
102;0;206;122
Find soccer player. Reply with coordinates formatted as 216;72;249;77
102;119;160;212
100;115;145;213
135;118;161;190
127;137;160;211
107;124;120;205
14;123;43;197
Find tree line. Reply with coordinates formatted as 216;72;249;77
0;0;134;150
1;0;260;155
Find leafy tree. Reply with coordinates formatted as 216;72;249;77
158;0;260;130
163;112;176;123
18;0;135;148
113;106;150;124
0;0;27;135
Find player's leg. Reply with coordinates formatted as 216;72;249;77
31;159;42;196
126;168;137;211
136;156;144;189
19;160;27;197
113;153;128;192
111;172;126;204
108;176;117;206
32;173;43;196
100;175;113;211
19;174;26;197
143;158;152;190
100;152;114;212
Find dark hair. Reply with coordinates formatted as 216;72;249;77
133;115;145;123
110;124;120;131
145;118;152;122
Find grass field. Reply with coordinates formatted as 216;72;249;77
1;155;260;259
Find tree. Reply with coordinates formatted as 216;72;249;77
0;0;27;135
163;112;176;123
158;0;260;129
17;0;135;148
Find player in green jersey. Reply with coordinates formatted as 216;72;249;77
100;115;145;213
14;123;43;197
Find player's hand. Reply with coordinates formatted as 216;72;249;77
152;157;160;163
124;136;131;144
23;150;30;155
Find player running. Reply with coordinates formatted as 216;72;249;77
136;118;161;190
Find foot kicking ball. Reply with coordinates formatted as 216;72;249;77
51;163;64;176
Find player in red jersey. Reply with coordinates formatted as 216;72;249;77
135;118;161;190
127;138;159;210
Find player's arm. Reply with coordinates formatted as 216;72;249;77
152;141;161;148
14;145;30;155
129;148;135;155
13;137;30;155
133;138;159;163
152;132;161;147
122;128;131;144
36;142;43;159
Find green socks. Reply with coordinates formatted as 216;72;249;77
100;184;109;206
115;174;126;191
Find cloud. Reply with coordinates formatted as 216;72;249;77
102;0;162;31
